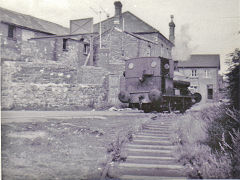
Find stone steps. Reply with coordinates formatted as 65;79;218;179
120;175;186;180
109;118;186;179
117;163;185;177
142;126;170;131
126;155;177;165
140;130;171;135
125;144;175;150
126;148;172;157
132;139;173;146
136;133;170;137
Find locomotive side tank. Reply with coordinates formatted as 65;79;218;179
118;57;201;113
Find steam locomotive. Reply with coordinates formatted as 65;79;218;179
118;57;201;113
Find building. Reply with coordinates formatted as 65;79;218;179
0;7;68;62
177;54;221;103
0;1;175;110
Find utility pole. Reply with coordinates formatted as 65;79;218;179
90;6;109;49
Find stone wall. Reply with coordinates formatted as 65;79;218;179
28;37;87;67
1;61;108;110
1;83;107;110
78;66;109;85
0;23;52;62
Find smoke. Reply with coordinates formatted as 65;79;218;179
172;24;193;61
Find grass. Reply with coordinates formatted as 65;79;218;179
172;103;240;179
2;113;149;180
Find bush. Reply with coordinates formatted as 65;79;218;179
225;48;240;110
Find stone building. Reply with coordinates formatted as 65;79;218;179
0;7;68;62
0;1;175;110
177;54;221;103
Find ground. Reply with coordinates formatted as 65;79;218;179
1;110;152;180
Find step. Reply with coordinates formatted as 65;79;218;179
141;130;171;134
148;122;172;125
141;128;169;132
125;144;175;150
142;127;170;131
143;125;171;129
126;148;172;157
117;163;185;177
136;131;171;137
143;123;171;126
133;135;170;141
126;155;178;164
132;139;173;146
120;175;187;180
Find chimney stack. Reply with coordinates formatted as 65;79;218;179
114;1;123;28
169;15;175;44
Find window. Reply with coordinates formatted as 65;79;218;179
8;25;16;39
147;44;151;56
207;84;213;99
192;69;197;76
84;44;90;55
63;38;68;51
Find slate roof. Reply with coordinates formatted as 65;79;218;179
0;7;69;35
93;11;172;45
178;54;220;69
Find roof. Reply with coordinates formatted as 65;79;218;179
178;54;220;69
93;11;172;45
0;7;69;35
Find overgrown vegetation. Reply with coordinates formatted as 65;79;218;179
173;104;240;179
225;48;240;110
172;48;240;178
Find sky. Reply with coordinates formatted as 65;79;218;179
0;0;239;74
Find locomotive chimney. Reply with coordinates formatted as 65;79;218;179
114;1;123;28
169;15;175;44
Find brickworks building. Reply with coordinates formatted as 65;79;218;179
0;1;175;110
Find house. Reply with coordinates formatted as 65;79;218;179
177;54;221;103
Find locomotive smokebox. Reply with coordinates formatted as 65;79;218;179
148;89;162;103
118;91;130;103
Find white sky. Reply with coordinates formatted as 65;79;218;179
0;0;239;74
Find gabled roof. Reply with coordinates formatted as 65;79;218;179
93;11;172;45
0;7;69;35
178;54;220;69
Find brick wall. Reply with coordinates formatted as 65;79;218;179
93;28;164;75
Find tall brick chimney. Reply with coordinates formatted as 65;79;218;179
114;1;123;28
169;15;175;44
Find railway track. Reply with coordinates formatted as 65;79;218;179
108;115;186;180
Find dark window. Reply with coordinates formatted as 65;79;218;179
192;69;197;76
84;44;89;55
63;38;68;51
8;25;16;38
207;84;213;99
